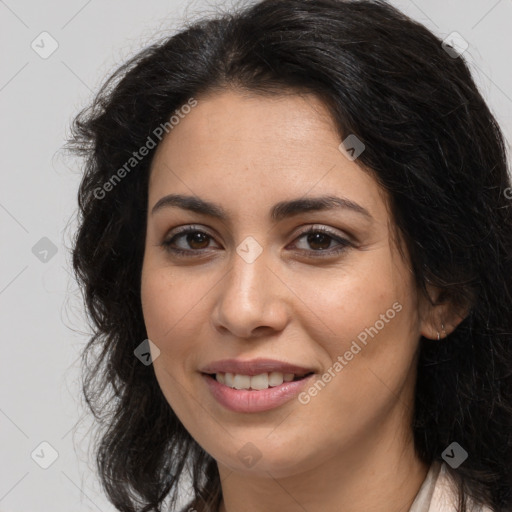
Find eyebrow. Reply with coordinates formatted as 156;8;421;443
151;193;373;222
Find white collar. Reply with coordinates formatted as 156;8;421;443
409;461;491;512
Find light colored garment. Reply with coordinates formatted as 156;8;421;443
409;461;493;512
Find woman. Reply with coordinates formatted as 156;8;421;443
68;0;512;511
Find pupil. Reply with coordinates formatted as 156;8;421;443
308;233;330;250
188;233;209;249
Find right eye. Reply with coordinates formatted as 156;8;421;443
161;226;219;256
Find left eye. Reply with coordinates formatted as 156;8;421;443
292;228;350;255
161;226;351;257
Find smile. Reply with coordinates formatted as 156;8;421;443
202;372;315;413
213;371;312;390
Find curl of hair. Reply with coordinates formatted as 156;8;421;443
67;0;512;510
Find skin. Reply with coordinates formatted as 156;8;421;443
140;88;462;512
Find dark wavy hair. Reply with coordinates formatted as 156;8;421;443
67;0;512;510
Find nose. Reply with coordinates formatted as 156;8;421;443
211;247;290;339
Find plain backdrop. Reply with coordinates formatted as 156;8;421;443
1;0;511;511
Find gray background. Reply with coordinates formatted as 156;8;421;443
1;0;511;511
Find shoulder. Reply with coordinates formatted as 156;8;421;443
428;462;493;512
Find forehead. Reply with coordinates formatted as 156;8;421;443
147;89;388;223
150;89;338;175
168;88;339;142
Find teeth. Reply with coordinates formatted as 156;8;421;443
251;373;268;390
214;371;307;390
268;371;284;386
225;372;234;387
233;374;251;389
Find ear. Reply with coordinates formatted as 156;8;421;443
418;283;470;340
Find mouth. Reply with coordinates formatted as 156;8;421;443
202;371;315;391
202;370;315;413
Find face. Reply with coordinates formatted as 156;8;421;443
141;89;431;478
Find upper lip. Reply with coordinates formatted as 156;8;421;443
200;358;315;377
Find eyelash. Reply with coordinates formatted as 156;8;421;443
161;225;351;258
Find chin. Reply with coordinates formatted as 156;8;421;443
211;434;321;478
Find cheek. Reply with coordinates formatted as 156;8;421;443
141;271;173;346
140;263;217;395
294;248;420;417
141;264;205;349
140;267;195;406
140;266;206;427
293;249;418;358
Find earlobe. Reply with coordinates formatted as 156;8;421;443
419;284;470;340
435;323;447;340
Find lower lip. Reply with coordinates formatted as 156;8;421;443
202;373;314;413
